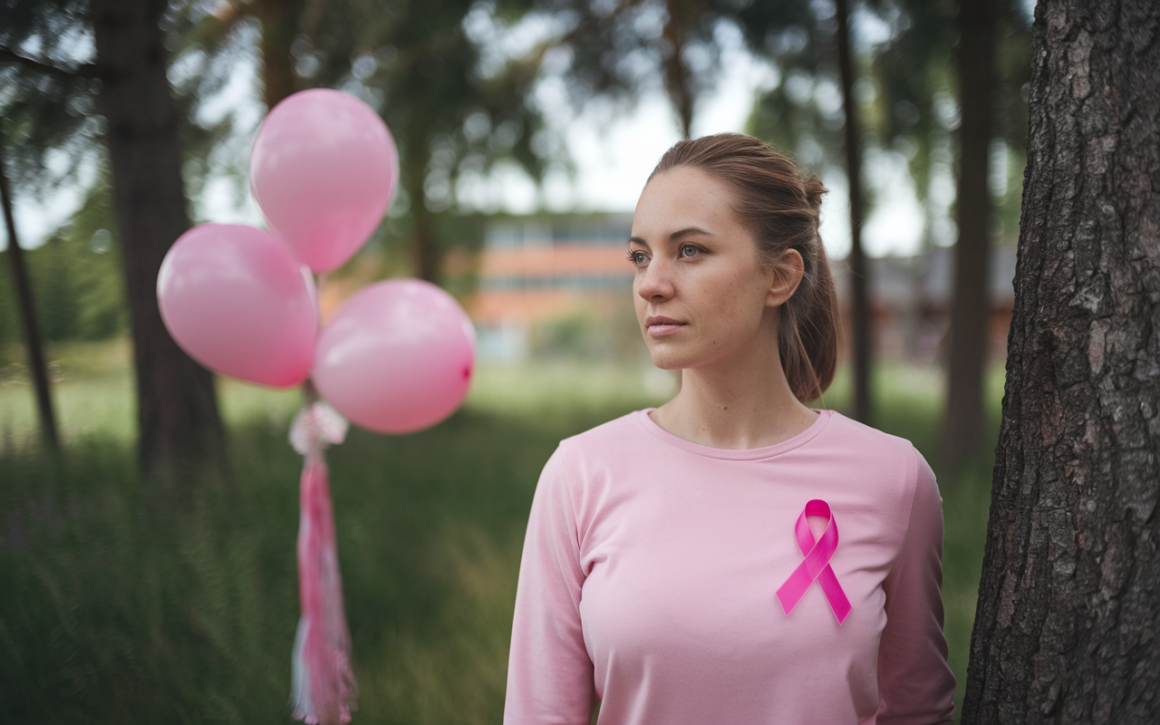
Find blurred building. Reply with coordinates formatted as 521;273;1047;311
466;212;1017;364
468;213;635;361
831;245;1018;364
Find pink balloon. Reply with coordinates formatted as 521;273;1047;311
158;224;319;388
250;88;399;273
312;280;476;434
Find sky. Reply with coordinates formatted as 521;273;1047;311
5;13;936;261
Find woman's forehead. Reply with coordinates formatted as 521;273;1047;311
632;167;740;239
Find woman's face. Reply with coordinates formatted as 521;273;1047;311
629;166;791;372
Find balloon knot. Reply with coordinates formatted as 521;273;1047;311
290;401;349;456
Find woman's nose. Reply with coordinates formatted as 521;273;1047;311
636;257;675;301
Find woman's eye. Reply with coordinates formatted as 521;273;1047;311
679;244;700;259
627;250;648;266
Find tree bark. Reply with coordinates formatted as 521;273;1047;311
943;0;996;468
90;0;224;474
835;0;872;425
962;0;1160;721
0;144;59;452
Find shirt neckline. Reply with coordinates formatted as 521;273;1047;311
634;407;834;461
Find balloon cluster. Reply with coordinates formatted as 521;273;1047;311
157;88;475;433
156;89;477;725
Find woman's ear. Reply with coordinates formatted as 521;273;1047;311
766;248;805;307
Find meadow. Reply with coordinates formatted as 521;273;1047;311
0;340;1003;723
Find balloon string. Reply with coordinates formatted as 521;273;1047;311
315;272;328;329
302;271;326;410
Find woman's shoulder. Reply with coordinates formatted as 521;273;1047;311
820;410;923;463
534;410;653;505
815;411;934;504
540;409;665;487
811;414;940;552
554;409;651;457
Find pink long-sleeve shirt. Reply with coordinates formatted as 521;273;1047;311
505;408;955;725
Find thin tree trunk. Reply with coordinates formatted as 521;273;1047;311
905;193;937;361
0;144;59;452
257;0;299;109
962;0;1160;720
942;0;996;468
904;247;929;362
90;0;224;474
661;0;694;139
402;132;438;283
412;198;436;283
835;0;872;424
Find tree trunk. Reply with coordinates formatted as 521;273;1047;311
0;145;59;452
402;132;438;283
942;0;996;468
661;0;694;140
257;0;299;109
905;194;937;362
835;0;872;425
90;0;224;474
411;197;436;284
962;0;1160;721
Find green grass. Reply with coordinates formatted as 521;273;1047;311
0;340;1001;723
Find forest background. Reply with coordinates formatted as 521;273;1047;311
3;0;1040;722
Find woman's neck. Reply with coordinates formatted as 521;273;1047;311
649;342;818;450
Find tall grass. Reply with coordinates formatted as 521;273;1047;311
0;340;999;723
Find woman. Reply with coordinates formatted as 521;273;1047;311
504;133;955;724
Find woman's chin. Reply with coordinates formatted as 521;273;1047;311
646;350;687;371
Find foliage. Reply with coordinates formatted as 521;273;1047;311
0;0;254;350
742;1;852;171
0;177;126;344
0;0;98;192
1;0;543;284
869;0;1032;243
2;0;1033;342
176;0;564;281
745;0;1032;247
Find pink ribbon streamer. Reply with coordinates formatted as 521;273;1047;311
776;499;852;625
291;403;356;725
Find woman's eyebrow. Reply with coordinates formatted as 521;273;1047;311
629;227;712;248
669;226;711;240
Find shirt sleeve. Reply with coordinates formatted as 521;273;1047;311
504;445;595;725
876;446;957;725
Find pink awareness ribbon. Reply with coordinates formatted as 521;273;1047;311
776;499;852;625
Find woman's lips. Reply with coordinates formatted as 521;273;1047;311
645;316;686;336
